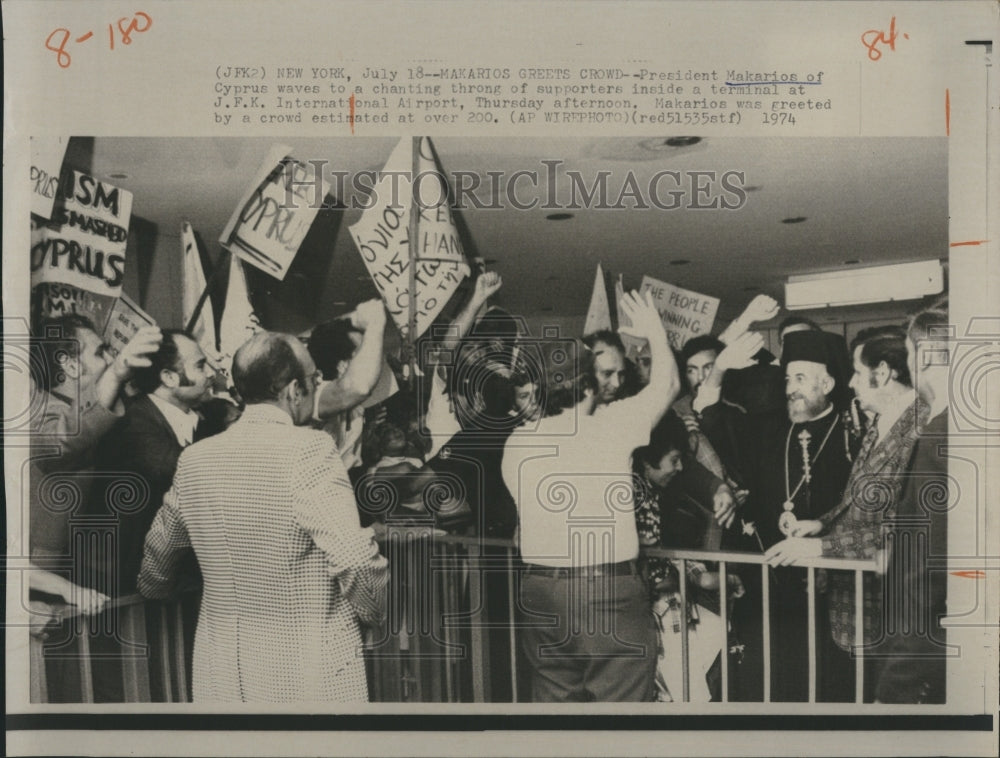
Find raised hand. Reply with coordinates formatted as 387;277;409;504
714;331;765;373
473;271;503;303
742;294;780;324
351;299;387;331
112;326;162;380
618;290;666;343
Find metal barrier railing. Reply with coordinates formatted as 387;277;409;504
27;534;876;704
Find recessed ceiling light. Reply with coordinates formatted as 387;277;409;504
843;259;862;265
545;213;574;221
781;216;807;224
663;136;702;147
669;259;690;266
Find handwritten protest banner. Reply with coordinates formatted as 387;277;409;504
102;292;156;360
30;171;132;298
639;274;719;350
31;281;116;333
583;263;613;336
29;137;68;219
349;137;470;340
220;144;330;281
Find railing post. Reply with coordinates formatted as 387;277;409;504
718;560;729;703
29;635;49;703
171;600;191;702
76;622;94;703
679;558;689;703
854;569;865;704
467;542;489;702
807;567;816;704
506;546;519;703
120;602;151;702
761;563;771;703
157;603;174;702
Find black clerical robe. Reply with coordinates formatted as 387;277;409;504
735;406;858;702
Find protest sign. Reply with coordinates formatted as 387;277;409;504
219;144;330;280
349;137;470;340
102;292;156;361
30;171;132;298
31;281;116;334
639;274;720;350
29;137;67;219
583;263;613;336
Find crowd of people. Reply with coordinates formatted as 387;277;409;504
27;270;950;705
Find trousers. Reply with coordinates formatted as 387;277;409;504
519;568;657;702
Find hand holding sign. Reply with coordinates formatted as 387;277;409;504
111;325;163;381
715;331;765;373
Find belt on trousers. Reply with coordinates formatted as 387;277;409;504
524;560;639;578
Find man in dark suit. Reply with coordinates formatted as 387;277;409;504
83;329;217;702
89;330;217;597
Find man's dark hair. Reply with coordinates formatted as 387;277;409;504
233;333;307;405
778;316;821;337
907;294;949;344
308;319;359;379
851;325;912;388
633;411;689;469
680;335;725;366
131;329;191;394
35;314;99;391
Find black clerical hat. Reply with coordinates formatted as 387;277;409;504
781;329;852;407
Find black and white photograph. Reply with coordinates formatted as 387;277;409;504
4;2;997;757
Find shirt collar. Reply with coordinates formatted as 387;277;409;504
240;403;295;426
148;393;201;447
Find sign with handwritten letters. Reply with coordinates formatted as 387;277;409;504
30;171;132;298
220;144;330;281
639;275;719;350
31;282;116;334
29;137;68;219
102;292;156;361
349;137;470;340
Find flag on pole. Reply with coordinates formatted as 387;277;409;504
217;253;263;382
181;222;219;361
348;136;470;340
583;263;613;336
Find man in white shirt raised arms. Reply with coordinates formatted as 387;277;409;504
504;290;680;702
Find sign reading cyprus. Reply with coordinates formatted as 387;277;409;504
350;137;470;340
30;171;132;298
640;274;720;350
220;144;329;280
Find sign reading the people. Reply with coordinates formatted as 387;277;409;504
30;171;133;298
639;275;719;349
220;144;330;281
103;292;156;360
30;136;68;219
349;137;470;340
